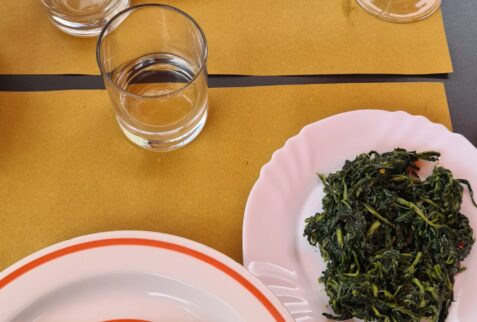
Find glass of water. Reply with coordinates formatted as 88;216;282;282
41;0;129;37
356;0;441;23
96;4;208;152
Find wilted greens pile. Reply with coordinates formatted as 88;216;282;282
304;149;475;322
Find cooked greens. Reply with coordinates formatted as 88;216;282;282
304;149;474;322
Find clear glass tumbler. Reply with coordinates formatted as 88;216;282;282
41;0;129;37
97;4;208;152
356;0;442;23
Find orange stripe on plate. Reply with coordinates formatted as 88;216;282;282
0;238;286;322
103;320;150;322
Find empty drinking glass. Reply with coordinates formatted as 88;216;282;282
356;0;442;23
41;0;130;37
96;4;208;152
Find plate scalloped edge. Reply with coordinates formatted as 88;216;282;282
242;109;477;321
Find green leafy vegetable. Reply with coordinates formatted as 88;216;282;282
304;149;474;322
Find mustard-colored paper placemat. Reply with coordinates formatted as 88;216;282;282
0;0;452;75
0;82;450;270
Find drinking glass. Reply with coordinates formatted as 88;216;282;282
97;4;208;152
41;0;129;37
356;0;442;23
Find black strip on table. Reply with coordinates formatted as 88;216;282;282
0;74;447;92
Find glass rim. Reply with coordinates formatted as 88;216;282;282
355;0;442;23
96;3;208;100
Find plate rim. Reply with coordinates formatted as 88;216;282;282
0;230;292;322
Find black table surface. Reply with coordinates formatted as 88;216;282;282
1;1;476;145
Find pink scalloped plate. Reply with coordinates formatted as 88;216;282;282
243;110;477;322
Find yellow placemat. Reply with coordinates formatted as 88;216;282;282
0;0;452;75
0;82;450;270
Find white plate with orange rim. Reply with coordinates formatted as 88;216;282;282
242;110;477;321
0;231;293;322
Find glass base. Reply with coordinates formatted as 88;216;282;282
356;0;441;23
117;109;208;152
48;0;129;37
